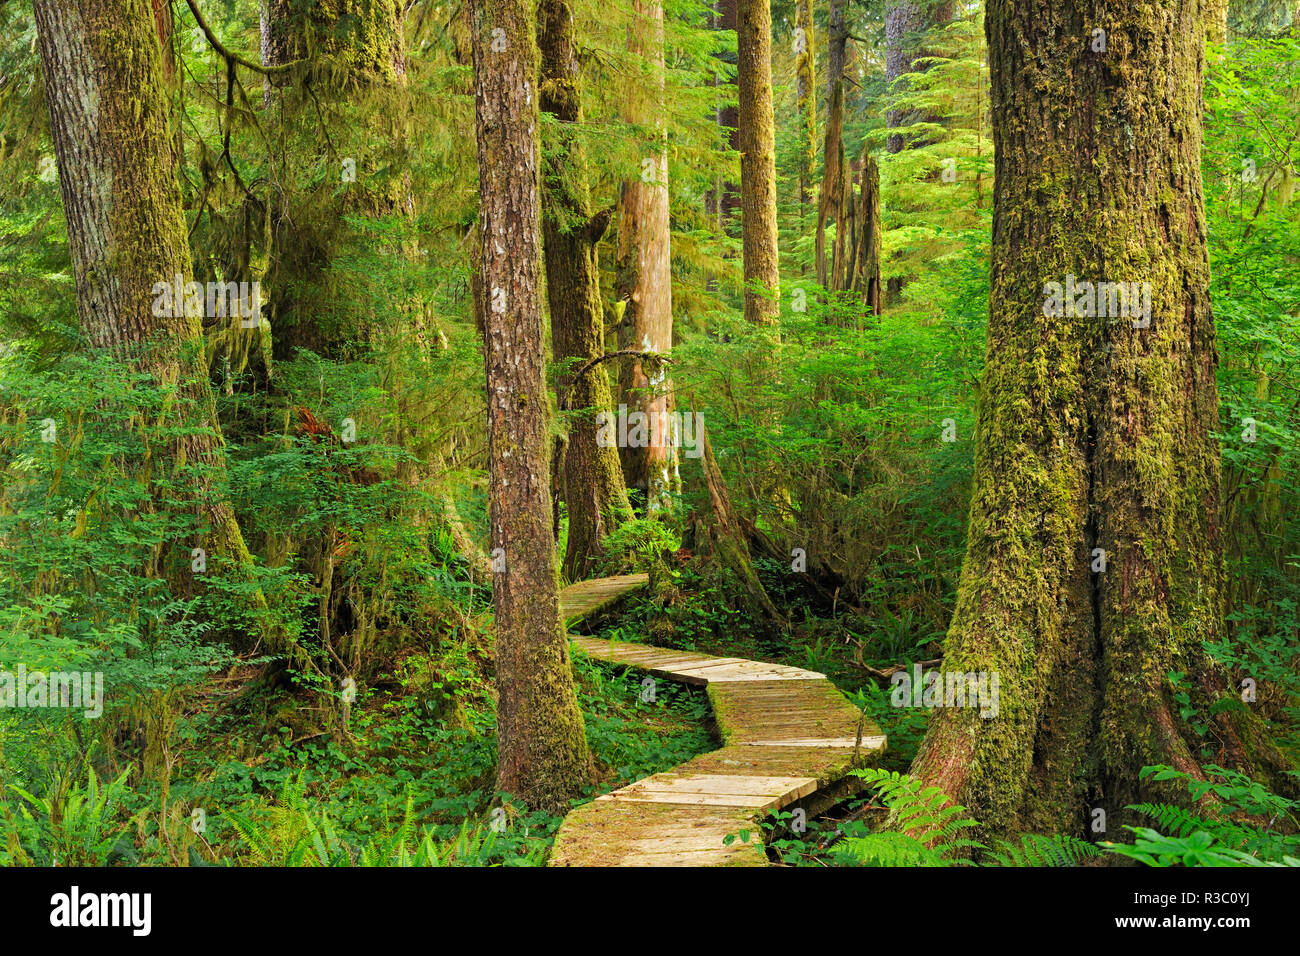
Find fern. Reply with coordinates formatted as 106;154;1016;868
8;767;137;866
223;808;275;862
222;774;529;866
834;830;943;867
1102;764;1300;866
986;833;1101;867
1126;802;1213;838
834;770;1109;867
836;768;982;866
1107;827;1300;867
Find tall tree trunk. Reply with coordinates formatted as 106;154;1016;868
149;0;173;79
539;0;634;579
815;0;848;289
616;0;678;509
260;0;405;83
794;0;816;239
910;0;1294;844
1205;0;1228;45
712;0;742;233
470;0;593;811
736;0;779;325
259;0;408;360
885;1;953;154
33;0;254;579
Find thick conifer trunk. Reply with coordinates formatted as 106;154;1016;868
616;0;678;508
736;0;779;325
910;0;1294;841
259;0;408;360
539;0;634;579
34;0;254;577
470;0;592;811
712;0;742;232
815;0;848;289
884;0;953;153
794;0;816;233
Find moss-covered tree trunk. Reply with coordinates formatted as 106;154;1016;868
470;0;592;811
616;0;679;509
736;0;779;325
259;0;408;360
33;0;255;578
849;152;883;317
712;0;741;233
1205;0;1227;45
539;0;634;579
815;0;848;289
261;0;405;86
910;0;1294;843
794;0;816;240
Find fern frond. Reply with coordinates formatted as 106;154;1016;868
224;810;274;862
987;833;1101;867
836;831;940;867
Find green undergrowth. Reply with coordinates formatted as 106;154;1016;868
0;650;711;867
730;765;1300;868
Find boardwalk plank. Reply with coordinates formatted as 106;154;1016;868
551;575;886;866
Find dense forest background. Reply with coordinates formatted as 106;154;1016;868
1;0;1298;867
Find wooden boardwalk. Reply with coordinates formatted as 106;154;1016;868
551;574;886;866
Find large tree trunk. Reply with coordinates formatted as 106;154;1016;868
470;0;593;811
33;0;254;580
539;0;634;579
736;0;779;325
616;0;679;509
815;0;849;289
910;0;1294;843
1205;0;1228;45
712;0;742;233
794;0;816;239
884;0;953;154
260;0;405;85
259;0;408;360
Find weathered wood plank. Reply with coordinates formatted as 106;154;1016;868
559;573;649;624
550;575;887;866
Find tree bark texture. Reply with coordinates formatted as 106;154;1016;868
736;0;779;325
34;0;254;577
616;0;679;507
910;0;1293;842
471;0;592;811
539;0;634;578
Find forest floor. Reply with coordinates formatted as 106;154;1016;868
104;615;715;866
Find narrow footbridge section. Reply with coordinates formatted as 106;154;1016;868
551;574;886;866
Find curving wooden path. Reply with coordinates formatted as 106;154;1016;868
550;574;886;866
